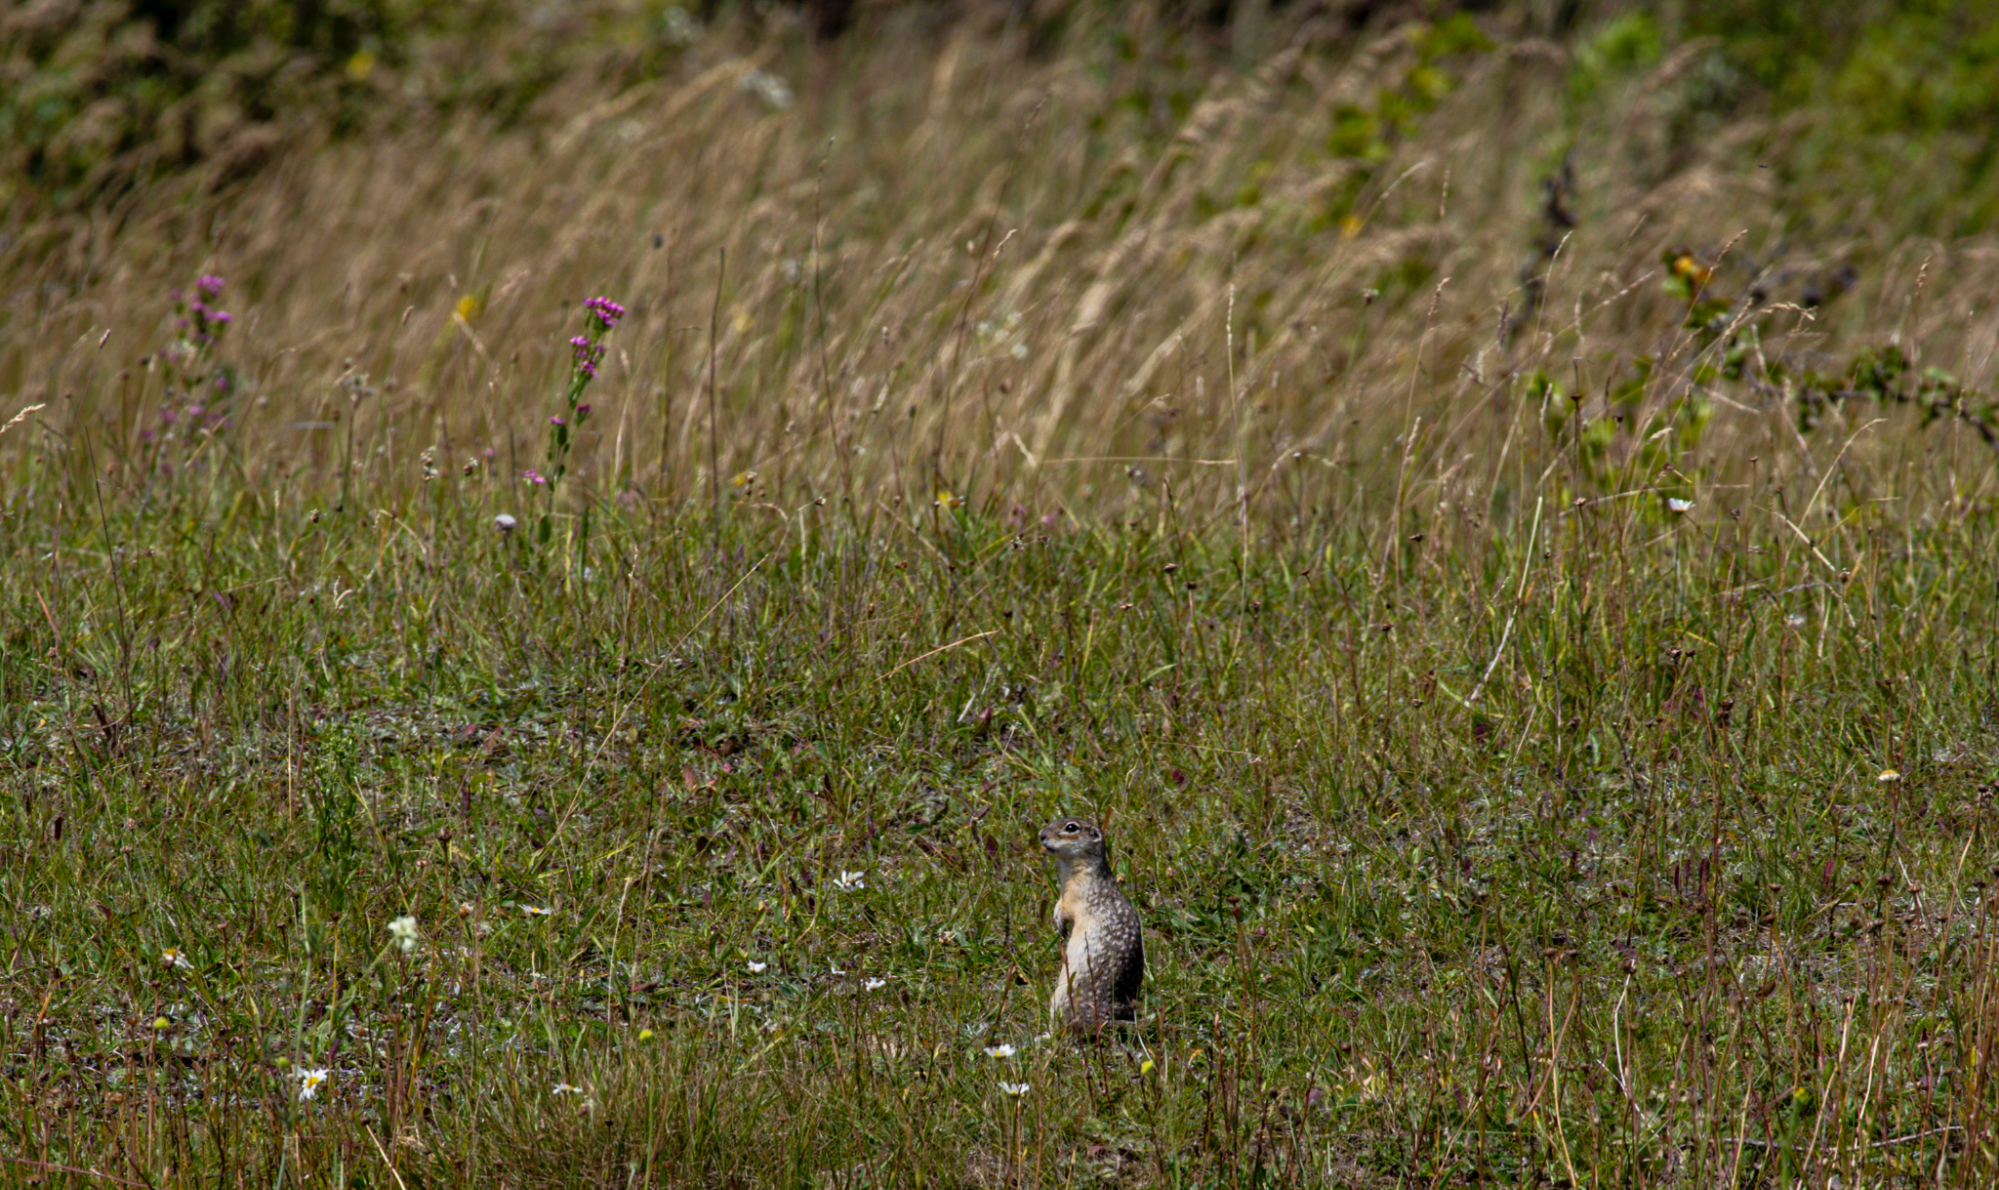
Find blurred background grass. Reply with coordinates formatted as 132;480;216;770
4;0;1998;522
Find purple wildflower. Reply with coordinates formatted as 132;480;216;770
583;296;625;329
575;404;590;419
550;416;566;426
522;469;547;485
197;275;225;298
569;332;604;380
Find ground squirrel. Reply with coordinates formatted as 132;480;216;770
1039;816;1144;1035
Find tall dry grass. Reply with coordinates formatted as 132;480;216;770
6;7;1995;528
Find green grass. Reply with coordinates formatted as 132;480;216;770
4;431;1998;1185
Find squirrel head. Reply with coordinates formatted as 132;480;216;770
1040;817;1110;872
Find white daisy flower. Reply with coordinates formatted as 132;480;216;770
832;870;866;892
999;1082;1030;1097
984;1044;1018;1059
1666;497;1694;514
747;961;768;973
161;948;193;971
297;1068;330;1101
863;977;887;991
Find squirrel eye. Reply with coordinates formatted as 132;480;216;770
1064;821;1079;831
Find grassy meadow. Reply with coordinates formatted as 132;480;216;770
6;2;1999;1185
